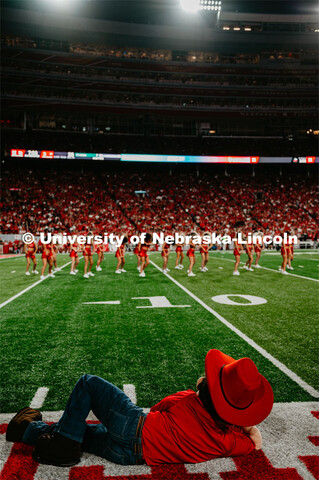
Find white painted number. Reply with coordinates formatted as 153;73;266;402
211;294;267;306
132;296;191;308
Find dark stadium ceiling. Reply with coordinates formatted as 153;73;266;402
2;0;319;24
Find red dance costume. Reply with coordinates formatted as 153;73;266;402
233;240;241;257
161;243;170;257
175;245;183;253
140;243;150;258
245;241;253;255
255;240;262;253
115;244;125;258
70;245;78;258
41;244;53;260
281;243;289;256
26;242;36;259
83;244;93;256
187;246;195;258
200;244;209;254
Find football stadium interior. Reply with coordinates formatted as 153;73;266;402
0;1;318;479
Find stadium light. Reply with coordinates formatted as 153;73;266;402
199;0;222;11
180;0;199;13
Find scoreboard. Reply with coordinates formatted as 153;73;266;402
10;150;317;164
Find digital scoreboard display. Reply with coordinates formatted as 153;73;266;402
10;150;318;164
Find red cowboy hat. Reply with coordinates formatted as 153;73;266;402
205;349;274;427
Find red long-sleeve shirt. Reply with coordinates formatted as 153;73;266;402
141;390;255;465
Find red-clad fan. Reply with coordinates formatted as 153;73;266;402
139;233;152;278
95;240;104;272
254;232;264;269
233;232;243;276
83;232;94;279
280;233;290;275
187;233;197;277
200;232;212;273
115;237;128;274
70;242;79;275
24;239;38;276
244;234;254;272
40;234;54;279
134;241;141;272
175;238;184;270
161;240;170;274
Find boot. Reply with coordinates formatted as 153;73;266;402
6;407;42;443
32;431;82;467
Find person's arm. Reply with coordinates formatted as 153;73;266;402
242;425;262;450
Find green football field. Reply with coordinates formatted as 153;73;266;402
0;250;318;414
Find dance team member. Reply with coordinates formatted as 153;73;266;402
70;242;79;275
115;237;128;274
187;234;197;277
134;240;141;272
280;236;289;275
6;349;273;467
287;232;294;271
52;243;59;272
24;238;38;275
83;232;94;279
200;232;211;272
161;240;170;274
254;231;263;269
139;233;152;278
40;235;54;280
244;235;254;272
95;240;104;272
174;238;184;270
233;232;243;276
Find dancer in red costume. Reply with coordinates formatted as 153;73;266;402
83;232;94;279
161;240;170;274
187;234;197;277
70;241;79;275
233;232;243;276
200;233;212;273
115;237;128;274
139;233;152;278
24;239;38;276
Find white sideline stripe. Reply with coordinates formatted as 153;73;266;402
123;384;137;404
0;260;77;311
29;388;49;409
217;256;319;283
82;301;121;305
150;259;319;398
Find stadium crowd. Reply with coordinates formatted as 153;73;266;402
1;168;318;244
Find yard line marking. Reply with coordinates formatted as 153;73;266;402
82;301;120;305
150;259;319;398
0;260;77;311
216;256;319;282
30;388;49;409
123;384;137;404
10;271;16;274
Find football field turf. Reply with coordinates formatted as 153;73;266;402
0;251;318;479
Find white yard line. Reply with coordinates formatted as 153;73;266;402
150;259;319;398
123;384;137;404
215;256;319;282
0;260;76;311
30;388;49;409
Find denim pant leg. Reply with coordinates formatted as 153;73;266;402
24;374;145;464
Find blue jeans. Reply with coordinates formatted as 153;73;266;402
23;375;146;465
